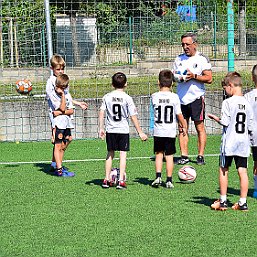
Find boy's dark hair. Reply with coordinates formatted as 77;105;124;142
159;69;174;88
112;72;127;88
223;71;242;87
181;32;197;43
56;74;69;89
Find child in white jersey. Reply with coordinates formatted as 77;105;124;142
99;72;148;189
244;64;257;198
48;74;75;177
208;72;253;211
46;54;88;172
151;69;186;188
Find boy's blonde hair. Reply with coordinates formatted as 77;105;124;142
223;71;242;88
55;74;69;89
50;54;66;69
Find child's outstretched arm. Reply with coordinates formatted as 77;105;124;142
207;113;221;124
73;100;88;110
99;110;105;140
130;115;148;141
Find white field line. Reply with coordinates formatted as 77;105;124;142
0;154;219;166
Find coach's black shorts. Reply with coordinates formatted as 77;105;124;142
181;96;205;121
154;136;176;155
219;155;248;169
106;132;130;151
54;127;72;144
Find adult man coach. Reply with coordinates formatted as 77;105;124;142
172;32;212;165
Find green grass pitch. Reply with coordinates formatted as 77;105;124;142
0;136;256;257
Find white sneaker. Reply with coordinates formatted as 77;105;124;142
166;181;174;189
151;177;162;187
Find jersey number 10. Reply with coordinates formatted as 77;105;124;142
155;105;174;124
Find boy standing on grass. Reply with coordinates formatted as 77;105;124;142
99;72;148;189
245;64;257;199
208;72;253;211
46;54;88;172
48;73;75;177
151;70;186;189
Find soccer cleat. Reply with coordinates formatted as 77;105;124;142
177;157;190;165
253;190;257;199
232;202;248;211
102;179;110;188
211;199;228;211
151;177;162;187
54;168;75;177
196;155;205;165
116;181;127;190
166;181;174;189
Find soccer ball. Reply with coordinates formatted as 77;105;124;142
110;168;127;185
173;71;187;83
16;79;32;94
178;165;197;183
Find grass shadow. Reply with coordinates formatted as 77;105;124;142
190;196;234;208
85;179;103;186
34;163;56;176
134;177;152;186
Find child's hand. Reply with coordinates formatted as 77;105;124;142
99;129;105;140
78;102;88;110
74;101;88;110
139;132;148;141
207;113;218;120
55;87;64;95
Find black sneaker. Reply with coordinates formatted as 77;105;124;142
177;157;190;165
196;155;205;165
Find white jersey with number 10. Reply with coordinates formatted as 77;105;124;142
151;91;182;138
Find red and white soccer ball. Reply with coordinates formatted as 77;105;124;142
178;165;197;183
16;79;32;94
110;168;127;186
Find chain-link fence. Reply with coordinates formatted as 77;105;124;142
0;0;256;141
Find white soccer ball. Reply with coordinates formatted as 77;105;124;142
178;165;197;183
110;168;127;185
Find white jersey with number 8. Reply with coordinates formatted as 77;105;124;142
220;95;253;157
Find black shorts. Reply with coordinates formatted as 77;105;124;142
154;136;176;155
181;96;205;121
219;155;248;169
54;127;72;144
252;147;257;161
106;132;130;151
